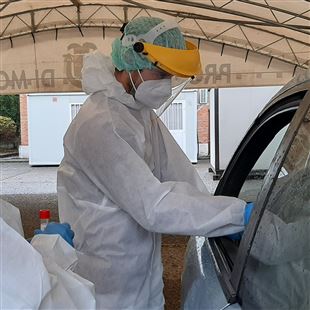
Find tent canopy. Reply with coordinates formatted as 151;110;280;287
0;0;309;94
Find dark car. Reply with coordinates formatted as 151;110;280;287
181;71;310;310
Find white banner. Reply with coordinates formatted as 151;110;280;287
0;28;305;95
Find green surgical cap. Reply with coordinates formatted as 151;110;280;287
111;16;185;72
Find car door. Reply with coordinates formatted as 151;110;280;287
208;87;310;308
238;94;310;309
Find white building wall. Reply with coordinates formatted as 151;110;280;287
174;90;198;163
28;93;87;165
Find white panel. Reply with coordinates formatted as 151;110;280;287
161;100;186;155
28;93;87;165
218;86;282;170
160;90;198;163
71;103;83;120
183;92;198;163
160;102;183;130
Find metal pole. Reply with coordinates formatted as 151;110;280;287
214;88;220;174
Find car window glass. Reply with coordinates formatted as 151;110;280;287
239;108;310;309
238;125;289;203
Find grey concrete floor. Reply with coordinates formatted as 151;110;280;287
0;159;217;195
0;161;57;195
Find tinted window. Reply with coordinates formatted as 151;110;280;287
240;108;310;309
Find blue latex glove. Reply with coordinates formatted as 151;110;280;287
227;202;254;241
34;222;75;247
244;202;254;226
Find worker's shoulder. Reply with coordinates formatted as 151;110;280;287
75;95;111;121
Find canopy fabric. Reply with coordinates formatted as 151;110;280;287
0;0;309;94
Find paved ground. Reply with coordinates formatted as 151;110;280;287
0;158;218;195
0;160;57;195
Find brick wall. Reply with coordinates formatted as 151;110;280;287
197;104;209;144
20;94;28;146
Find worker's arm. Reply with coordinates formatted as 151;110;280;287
67;102;246;237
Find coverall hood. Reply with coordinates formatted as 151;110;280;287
81;50;144;110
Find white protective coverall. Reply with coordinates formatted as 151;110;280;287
0;199;96;309
57;51;246;309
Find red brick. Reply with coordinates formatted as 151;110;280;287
197;105;209;144
20;95;28;146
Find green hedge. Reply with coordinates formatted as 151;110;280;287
0;95;20;133
0;116;17;145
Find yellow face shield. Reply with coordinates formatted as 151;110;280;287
133;40;202;78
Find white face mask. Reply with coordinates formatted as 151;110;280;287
129;71;172;109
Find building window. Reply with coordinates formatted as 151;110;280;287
71;103;83;120
160;102;183;130
198;89;209;104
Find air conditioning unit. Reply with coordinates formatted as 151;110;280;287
198;89;209;104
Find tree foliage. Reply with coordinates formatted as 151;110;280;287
0;116;17;143
0;95;20;133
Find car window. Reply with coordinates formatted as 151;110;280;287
211;95;303;303
238;124;289;203
215;100;300;199
239;107;310;309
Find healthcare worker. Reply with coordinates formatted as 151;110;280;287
1;199;96;309
58;16;252;309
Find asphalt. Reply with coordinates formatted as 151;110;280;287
0;158;218;238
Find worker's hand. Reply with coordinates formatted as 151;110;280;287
244;202;254;226
227;202;255;241
34;222;75;247
226;231;243;241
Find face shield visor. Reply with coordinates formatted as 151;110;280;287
156;77;193;116
133;41;202;78
121;20;202;78
121;20;202;112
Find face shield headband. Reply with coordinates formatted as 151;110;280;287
120;20;202;78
